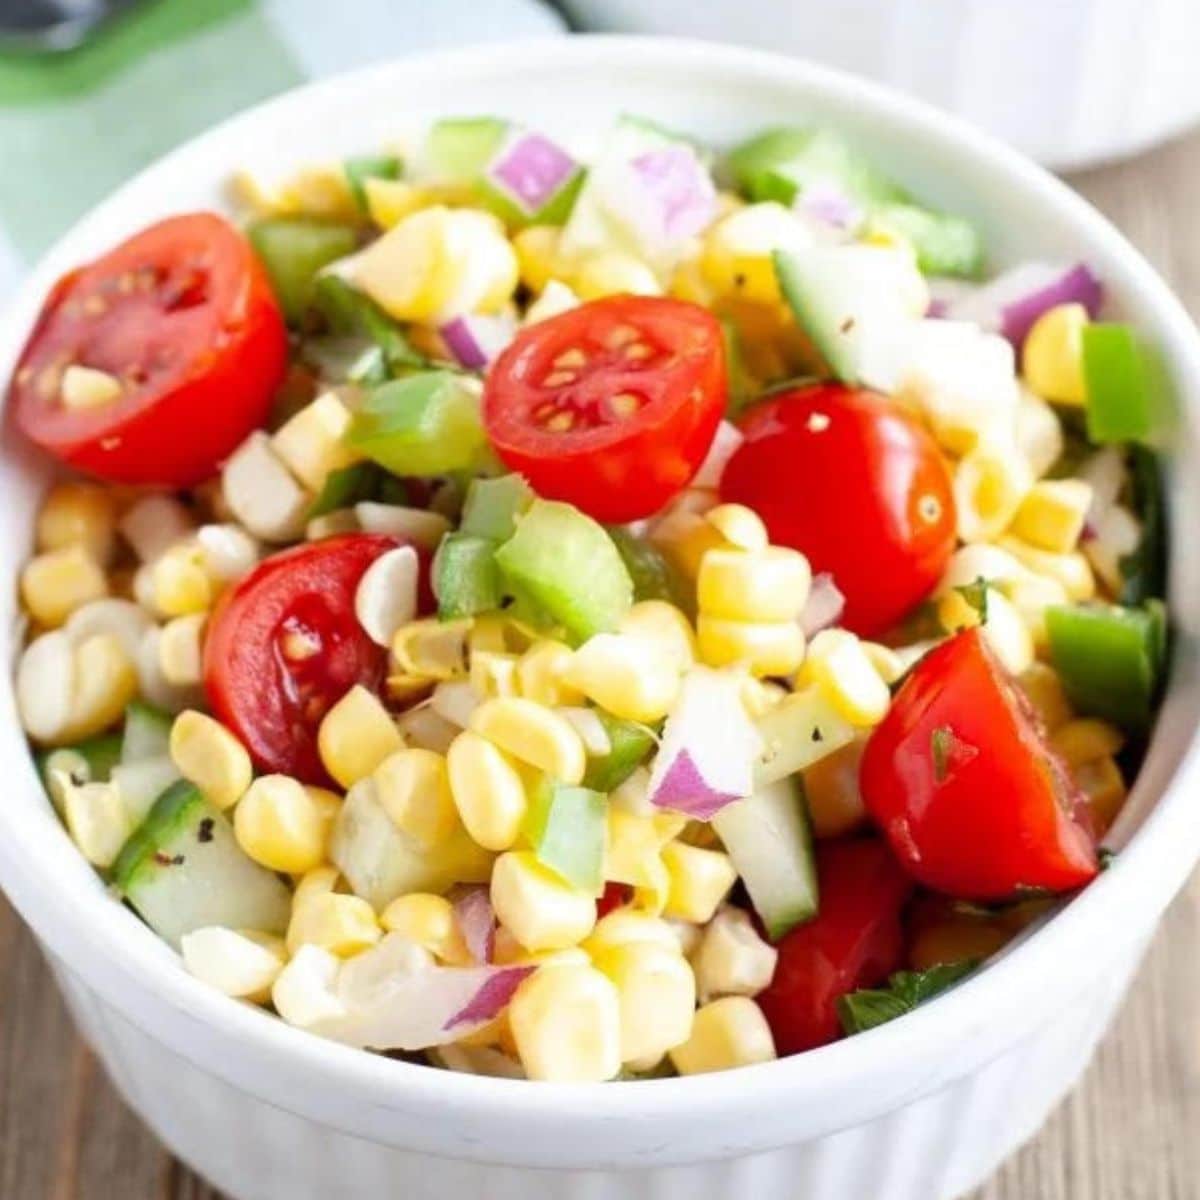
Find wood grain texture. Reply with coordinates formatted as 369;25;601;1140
1;128;1199;1200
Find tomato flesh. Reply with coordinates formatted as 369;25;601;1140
756;839;913;1056
860;629;1099;900
203;534;410;786
720;383;956;638
483;295;726;522
10;212;288;486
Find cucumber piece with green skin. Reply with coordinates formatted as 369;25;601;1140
121;700;173;764
524;780;606;894
111;757;182;826
712;776;818;940
434;533;504;619
607;526;693;615
248;218;359;325
494;500;633;644
38;733;123;815
460;474;532;542
866;203;984;279
113;782;291;949
581;710;656;793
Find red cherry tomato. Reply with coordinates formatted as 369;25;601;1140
10;213;287;486
482;295;726;522
596;882;632;919
757;839;913;1056
860;629;1098;900
720;383;956;638
203;534;417;786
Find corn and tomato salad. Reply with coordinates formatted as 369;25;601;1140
6;114;1166;1081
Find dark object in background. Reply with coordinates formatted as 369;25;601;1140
0;0;140;52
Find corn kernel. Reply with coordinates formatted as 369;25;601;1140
861;642;905;685
605;811;672;904
180;927;286;1003
373;748;459;849
512;225;562;294
801;629;891;726
20;545;108;627
234;775;333;874
469;697;586;784
158;613;207;687
998;536;1096;602
150;543;213;617
170;710;253;811
380;893;471;964
1018;662;1073;731
37;481;116;564
317;685;403;789
392;618;471;680
650;508;726;580
1023;303;1088;405
803;738;867;839
470;651;520;699
954;446;1034;544
222;431;309;543
661;842;737;923
515;639;583;706
363;177;435;228
693;907;779;1001
1076;755;1127;834
699;202;811;305
509;962;622;1082
271;392;360;493
60;364;123;410
573;250;662;300
446;730;528;851
491;850;596;953
582;910;681;957
592;939;696;1063
1050;718;1125;767
286;890;381;957
696;616;805;677
979;590;1035;675
740;676;787;719
1004;572;1069;649
61;779;133;867
618;601;697;673
60;633;138;743
565;633;681;723
293;865;341;908
669;997;776;1075
705;503;768;552
698;546;811;623
272;944;346;1028
1010;479;1093;554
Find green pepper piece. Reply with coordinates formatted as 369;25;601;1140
1082;324;1155;444
247;218;358;325
581;710;656;793
344;154;401;212
460;474;533;542
435;534;504;620
524;779;607;893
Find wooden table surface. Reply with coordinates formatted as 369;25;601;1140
3;129;1200;1200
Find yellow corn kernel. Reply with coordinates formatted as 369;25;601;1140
650;508;726;580
565;633;680;723
1023;303;1088;405
582;910;681;957
1050;718;1125;767
37;481;116;564
170;710;252;811
469;651;520;699
661;842;737;924
380;893;471;964
1010;479;1093;554
740;676;787;719
692;907;779;1001
698;545;811;622
317;685;403;789
700;202;811;306
286;891;381;957
670;257;717;306
592;939;696;1064
605;811;671;894
491;851;596;953
669;996;777;1075
59;364;123;410
696;616;805;678
980;590;1035;675
803;738;867;839
271;392;359;494
954;446;1034;544
466;614;509;657
802;629;891;726
861;642;906;685
1075;755;1127;834
61;779;133;867
515;639;584;706
998;536;1096;602
446;730;528;851
233;775;333;874
372;748;458;850
704;503;768;552
276;163;359;219
1018;662;1073;731
51;633;134;745
293;865;341;908
353;206;454;321
1003;572;1069;650
618;601;697;673
20;545;108;628
573;250;662;300
391;617;471;680
512;225;562;294
157;613;207;687
363;177;435;229
469;697;587;784
150;543;213;617
509;961;622;1082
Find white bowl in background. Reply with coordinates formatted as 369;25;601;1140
2;36;1200;1200
560;0;1200;169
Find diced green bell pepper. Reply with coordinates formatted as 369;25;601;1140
581;710;657;793
606;526;693;616
248;218;358;324
435;533;504;620
524;779;607;893
1082;323;1155;444
460;474;533;542
343;154;401;212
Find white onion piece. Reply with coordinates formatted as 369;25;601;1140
355;545;419;647
647;666;762;820
438;313;516;370
453;888;496;964
799;573;846;637
485;131;578;216
691;421;745;490
354;503;450;551
430;680;480;730
1079;446;1129;538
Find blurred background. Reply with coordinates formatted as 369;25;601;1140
0;3;1198;1199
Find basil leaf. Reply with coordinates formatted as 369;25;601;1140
837;960;979;1035
1119;446;1166;605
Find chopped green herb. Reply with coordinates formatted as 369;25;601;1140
1119;446;1166;605
930;725;952;783
837;960;979;1035
312;275;428;373
954;576;990;624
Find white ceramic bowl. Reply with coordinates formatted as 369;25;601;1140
2;37;1199;1200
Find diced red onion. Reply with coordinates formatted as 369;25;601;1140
439;314;516;370
794;182;863;233
648;666;762;820
691;420;745;490
453;887;496;964
486;131;578;215
800;573;846;637
629;145;717;242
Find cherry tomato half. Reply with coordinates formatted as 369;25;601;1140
720;383;956;638
756;839;913;1056
482;295;726;522
11;213;288;486
203;534;415;786
860;629;1098;900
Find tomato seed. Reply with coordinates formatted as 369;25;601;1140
552;348;586;369
609;392;641;419
542;370;576;387
545;411;575;432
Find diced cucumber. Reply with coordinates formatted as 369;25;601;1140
343;153;401;212
712;776;818;940
607;526;693;615
38;733;123;815
754;687;857;787
494;500;633;643
349;372;487;476
121;700;173;765
460;474;533;542
424;117;509;181
330;780;493;911
581;710;656;793
111;756;181;826
524;779;606;894
113;783;291;949
866;203;983;279
434;533;504;620
248;217;359;324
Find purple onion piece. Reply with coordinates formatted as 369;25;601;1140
999;263;1104;348
795;182;864;233
453;887;496;964
442;966;535;1033
649;748;742;821
801;573;846;638
439;314;516;371
486;132;577;215
630;145;717;242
